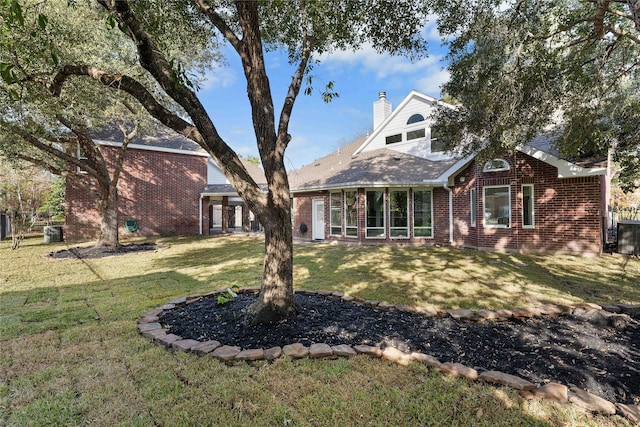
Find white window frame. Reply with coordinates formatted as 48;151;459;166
365;189;386;239
483;185;511;228
344;190;358;238
413;189;433;238
329;192;343;236
522;184;535;229
77;144;88;174
483;159;510;172
470;188;477;227
389;189;409;239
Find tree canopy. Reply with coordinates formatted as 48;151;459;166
430;0;640;191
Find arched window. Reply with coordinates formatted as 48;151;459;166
406;114;424;125
483;159;510;172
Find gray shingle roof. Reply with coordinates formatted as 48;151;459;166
93;126;206;153
289;136;460;192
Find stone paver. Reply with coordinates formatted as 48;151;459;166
382;347;411;365
138;322;162;332
171;339;201;352
142;328;167;340
282;343;309;359
353;345;382;357
440;363;478;381
212;345;241;362
616;403;640;423
264;346;282;361
309;343;334;359
192;340;221;355
332;344;357;357
478;370;536;391
447;309;475;320
569;387;616;414
533;382;569;404
157;333;181;348
377;301;395;310
235;348;264;361
410;352;441;368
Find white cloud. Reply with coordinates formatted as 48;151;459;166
198;65;237;92
415;69;451;95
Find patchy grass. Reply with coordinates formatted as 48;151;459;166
1;235;638;426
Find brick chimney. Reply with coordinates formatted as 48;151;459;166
373;91;391;130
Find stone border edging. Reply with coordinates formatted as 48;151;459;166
138;288;640;425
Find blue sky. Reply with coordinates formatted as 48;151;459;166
197;19;448;171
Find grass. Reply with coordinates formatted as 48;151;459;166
1;234;639;426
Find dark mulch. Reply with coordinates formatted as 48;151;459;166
160;293;640;405
48;243;158;260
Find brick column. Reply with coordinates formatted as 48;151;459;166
222;196;229;233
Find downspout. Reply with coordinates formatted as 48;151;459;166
199;194;204;235
443;182;454;244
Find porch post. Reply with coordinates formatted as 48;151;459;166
222;196;229;233
242;204;250;232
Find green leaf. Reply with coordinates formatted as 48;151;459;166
105;14;116;30
37;14;48;30
9;0;24;27
51;51;59;67
0;62;17;85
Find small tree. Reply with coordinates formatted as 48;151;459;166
0;159;52;249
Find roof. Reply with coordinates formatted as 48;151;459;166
526;132;607;169
202;183;269;196
289;136;460;192
92;126;206;154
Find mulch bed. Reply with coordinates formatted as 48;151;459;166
48;243;158;260
160;293;640;405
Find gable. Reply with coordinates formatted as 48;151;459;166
354;91;452;161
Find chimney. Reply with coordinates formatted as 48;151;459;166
373;91;391;130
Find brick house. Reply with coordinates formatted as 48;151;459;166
65;131;266;242
290;91;609;255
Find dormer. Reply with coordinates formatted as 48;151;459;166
355;91;454;161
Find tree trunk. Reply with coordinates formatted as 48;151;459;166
249;200;296;324
95;185;119;248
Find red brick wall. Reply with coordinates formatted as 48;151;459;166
451;153;603;255
65;145;207;242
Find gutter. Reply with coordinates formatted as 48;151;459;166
442;182;454;244
199;194;204;235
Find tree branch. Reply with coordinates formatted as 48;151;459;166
192;0;243;53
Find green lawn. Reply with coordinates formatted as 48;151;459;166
1;235;638;426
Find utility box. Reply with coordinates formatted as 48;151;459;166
44;226;63;244
617;220;640;255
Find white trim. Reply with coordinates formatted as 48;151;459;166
312;198;325;240
329;191;343;237
517;144;607;178
388;188;410;239
354;90;450;156
199;194;203;235
483;185;511;228
344;189;359;238
365;189;386;239
95;139;209;157
483;159;510;172
412;188;434;239
522;184;535;229
470;188;477;228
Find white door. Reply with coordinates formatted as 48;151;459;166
312;199;325;240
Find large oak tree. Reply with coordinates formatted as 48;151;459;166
430;0;640;191
43;0;432;323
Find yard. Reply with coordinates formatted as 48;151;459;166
1;235;639;426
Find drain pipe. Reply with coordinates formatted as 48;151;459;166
199;194;204;235
442;182;454;244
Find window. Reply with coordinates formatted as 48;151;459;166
389;190;409;238
483;159;510;172
430;126;445;152
385;134;402;145
330;192;342;236
407;114;424;124
522;185;534;228
470;188;477;227
406;128;426;141
345;190;358;237
366;190;385;238
483;186;511;228
77;144;88;174
413;190;433;237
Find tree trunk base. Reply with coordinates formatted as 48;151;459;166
248;298;298;325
